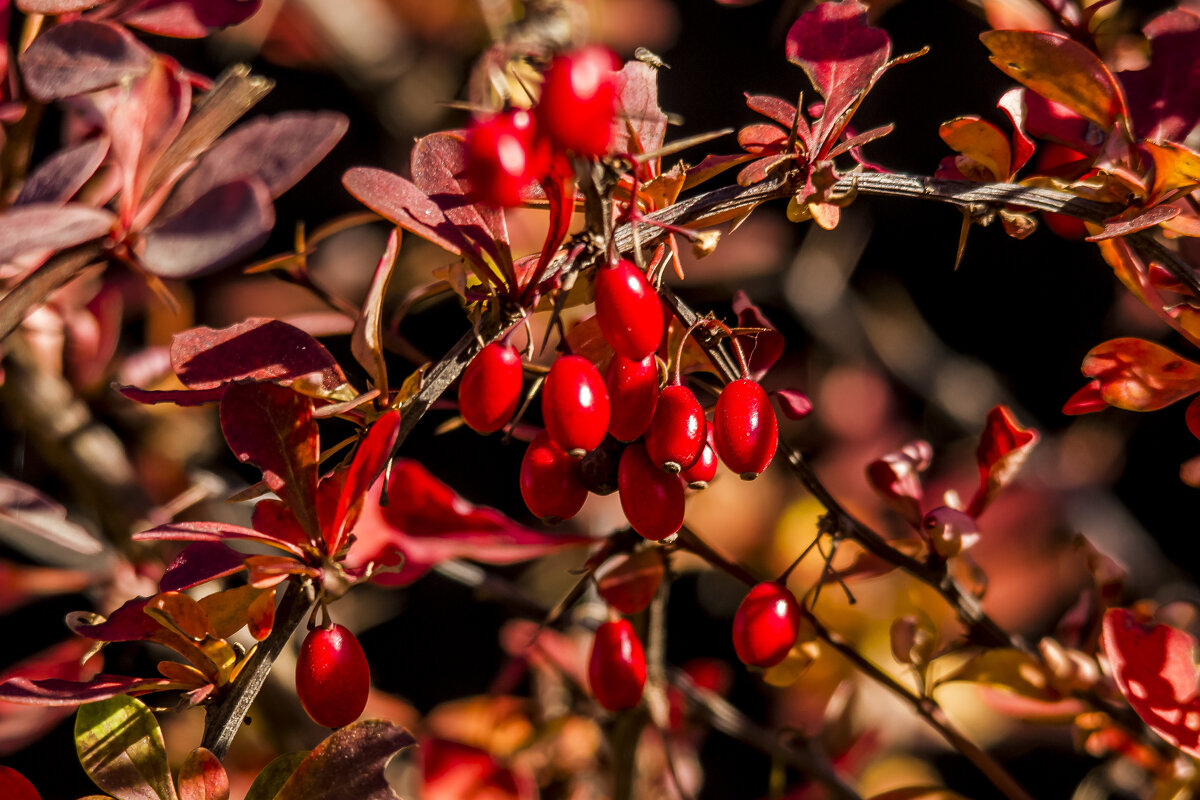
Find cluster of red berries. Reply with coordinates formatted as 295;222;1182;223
295;622;371;728
457;258;783;542
465;46;621;207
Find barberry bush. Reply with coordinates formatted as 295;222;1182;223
4;1;1200;798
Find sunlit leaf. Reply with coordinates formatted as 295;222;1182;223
1079;337;1200;412
19;20;152;102
134;521;307;559
118;0;262;38
939;117;1010;181
75;695;178;800
1086;205;1179;242
934;648;1060;702
0;203;115;263
351;229;400;400
272;720;415;800
612;61;668;162
1103;608;1200;757
0;674;182;706
1142;140;1200;202
177;748;228;800
1120;7;1200;141
329;410;402;555
244;752;309;800
966;405;1038;517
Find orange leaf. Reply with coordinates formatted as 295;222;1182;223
1143;140;1200;202
980;30;1124;129
1080;337;1200;412
940;116;1011;180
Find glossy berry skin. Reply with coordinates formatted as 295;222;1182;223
645;384;706;473
588;618;647;711
296;624;370;728
618;440;685;540
538;46;620;157
731;582;802;668
605;354;659;442
542;355;610;456
681;440;718;490
465;110;549;207
713;378;777;480
459;342;523;433
521;430;588;521
594;260;663;360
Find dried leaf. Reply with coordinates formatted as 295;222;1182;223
273;720;415;800
19;20;152;102
75;695;178;800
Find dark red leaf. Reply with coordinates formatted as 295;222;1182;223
342;167;476;259
272;720;416;800
1019;89;1098;155
15;138;109;206
1187;395;1200;441
0;639;101;755
251;499;311;551
732;291;785;378
161;112;348;218
866;440;932;527
0;203;115;262
67;596;160;642
133;520;307;558
120;0;263;38
770;388;812;420
784;0;889;147
1103;608;1200;757
220;382;321;545
19;20;152;102
966;405;1038;517
328;411;401;555
345;460;592;586
142;177;273;277
0;766;41;800
161;542;248;592
170;317;350;397
0;674;181;706
1120;8;1200;142
116;385;226;406
736;154;793;187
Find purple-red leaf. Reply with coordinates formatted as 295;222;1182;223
0;674;180;706
770;389;812;420
15;138;109;206
0;203;115;262
220;382;321;545
161;112;348;218
343;167;474;258
141;178;274;277
0;639;102;754
17;0;103;11
1120;8;1200;142
966;405;1038;517
611;61;668;160
160;542;248;592
1103;608;1200;757
133;520;307;558
116;385;226;406
346;460;592;586
272;720;415;800
866;440;932;527
784;0;889;146
119;0;263;38
19;20;152;102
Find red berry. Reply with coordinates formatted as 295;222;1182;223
296;623;370;728
605;354;659;442
644;384;706;473
731;582;802;668
681;438;718;490
520;429;588;521
537;46;620;157
542;354;610;456
594;260;663;360
713;378;777;479
465;109;549;207
588;618;647;711
459;342;523;433
618;440;685;540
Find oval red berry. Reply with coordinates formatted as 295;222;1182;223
617;440;685;540
588;618;647;711
731;582;802;668
459;342;523;433
713;378;778;479
520;429;588;522
594;260;663;360
465;109;549;207
605;353;659;442
537;46;620;157
542;354;610;455
296;623;371;728
644;384;706;473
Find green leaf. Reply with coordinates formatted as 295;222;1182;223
244;752;309;800
273;720;415;800
74;695;178;800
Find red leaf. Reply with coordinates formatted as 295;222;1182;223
178;747;229;800
345;460;592;586
997;89;1035;175
344;166;480;261
732;291;785;378
134;520;307;558
170;317;350;397
17;0;103;11
736;123;787;154
1080;337;1200;412
866;440;932;526
15;137;110;206
745;94;799;131
422;738;534;800
142;177;274;277
119;0;263;38
770;388;812;420
1086;206;1180;242
0;639;101;755
116;385;226;406
161;112;348;218
329;411;401;555
1187;396;1200;441
1120;8;1200;142
0;203;115;262
18;20;152;102
1103;608;1200;757
0;674;181;706
596;550;664;616
0;766;41;800
967;405;1038;517
272;720;415;800
220;382;321;546
1062;379;1108;414
784;0;890;148
1018;89;1098;155
67;596;160;642
611;61;668;161
160;542;248;592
